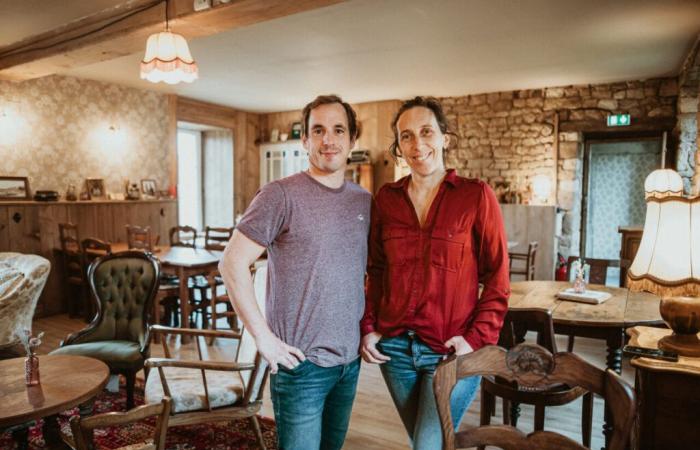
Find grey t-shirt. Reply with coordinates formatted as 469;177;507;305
237;171;371;367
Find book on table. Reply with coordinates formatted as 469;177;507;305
556;288;612;304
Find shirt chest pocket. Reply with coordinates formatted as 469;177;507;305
430;227;468;272
382;226;411;266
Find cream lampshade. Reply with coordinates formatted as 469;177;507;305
628;168;700;356
140;31;198;84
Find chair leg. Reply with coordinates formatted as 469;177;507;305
249;415;267;450
582;392;594;448
478;385;491;450
502;398;511;425
568;334;576;352
534;404;545;431
510;401;520;427
125;371;136;410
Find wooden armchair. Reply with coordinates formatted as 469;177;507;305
480;309;594;448
204;226;234;251
189;226;235;324
509;241;538;281
144;265;269;449
169;226;197;248
68;397;171;450
434;343;636;450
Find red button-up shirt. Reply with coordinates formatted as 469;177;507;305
361;169;511;353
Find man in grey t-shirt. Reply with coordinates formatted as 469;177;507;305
219;95;371;450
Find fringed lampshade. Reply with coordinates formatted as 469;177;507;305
628;168;700;356
140;31;198;85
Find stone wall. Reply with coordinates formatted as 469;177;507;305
440;78;678;257
677;38;700;195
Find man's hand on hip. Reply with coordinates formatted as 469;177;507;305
256;331;306;374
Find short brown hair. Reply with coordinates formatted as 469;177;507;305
389;96;457;161
301;95;360;141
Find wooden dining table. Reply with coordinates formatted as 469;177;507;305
509;280;664;448
111;243;223;343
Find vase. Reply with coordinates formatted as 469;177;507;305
25;354;40;386
573;273;587;293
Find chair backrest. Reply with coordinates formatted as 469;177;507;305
82;251;160;347
59;223;81;254
499;308;557;353
525;241;538;280
70;397;171;450
239;263;269;403
433;344;635;450
204;226;234;251
169;225;197;248
566;256;611;285
81;238;112;266
126;224;153;251
0;253;50;349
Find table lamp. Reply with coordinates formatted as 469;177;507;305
627;169;700;356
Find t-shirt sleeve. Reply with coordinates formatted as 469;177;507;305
236;182;287;248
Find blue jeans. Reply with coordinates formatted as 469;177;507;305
270;357;360;450
378;332;481;450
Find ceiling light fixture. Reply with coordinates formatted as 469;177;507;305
140;0;198;84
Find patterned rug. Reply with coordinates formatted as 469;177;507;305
0;378;277;449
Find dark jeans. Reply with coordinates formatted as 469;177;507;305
270;357;360;450
378;332;481;450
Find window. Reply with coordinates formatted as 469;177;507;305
177;126;234;229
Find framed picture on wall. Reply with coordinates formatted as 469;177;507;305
141;179;157;198
86;178;106;200
0;176;30;200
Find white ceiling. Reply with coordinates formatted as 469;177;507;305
6;0;700;113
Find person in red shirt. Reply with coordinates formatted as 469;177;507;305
360;96;511;449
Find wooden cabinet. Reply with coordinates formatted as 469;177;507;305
618;226;643;287
345;163;373;193
628;327;700;450
0;199;177;317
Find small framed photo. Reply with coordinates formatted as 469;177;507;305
141;179;157;198
86;178;106;200
0;176;30;200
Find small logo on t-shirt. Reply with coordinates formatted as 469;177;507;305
357;214;365;221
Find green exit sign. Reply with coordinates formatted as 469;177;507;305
607;114;631;127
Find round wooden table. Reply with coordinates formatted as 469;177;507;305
0;354;109;449
510;281;664;449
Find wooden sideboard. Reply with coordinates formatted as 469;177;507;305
618;226;643;287
0;199;177;316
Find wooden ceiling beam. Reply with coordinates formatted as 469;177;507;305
0;0;345;81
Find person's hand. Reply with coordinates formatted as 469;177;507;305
444;336;473;356
255;331;305;374
360;332;391;364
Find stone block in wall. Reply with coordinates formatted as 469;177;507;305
597;99;618;110
545;87;565;98
470;94;486;106
679;96;699;114
526;97;544;108
660;79;679;97
487;92;501;104
648;106;675;117
626;88;645;99
559;131;580;142
613;90;626;100
591;86;612;99
493;100;513;112
559;141;580;159
543;97;582;111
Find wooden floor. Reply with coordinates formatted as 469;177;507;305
34;314;636;450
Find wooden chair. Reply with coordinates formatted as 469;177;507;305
51;251;160;409
206;269;240;343
564;256;613;351
169;225;197;248
80;238;112;321
434;343;636;450
509;241;538;281
59;223;85;318
68;397;171;450
204;226;234;251
480;309;594;448
126;225;154;251
144;264;269;450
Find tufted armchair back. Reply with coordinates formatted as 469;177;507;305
0;253;51;352
72;251;160;350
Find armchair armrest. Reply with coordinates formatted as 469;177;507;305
145;358;255;372
149;324;241;340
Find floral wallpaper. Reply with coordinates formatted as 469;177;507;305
585;140;661;259
0;75;170;197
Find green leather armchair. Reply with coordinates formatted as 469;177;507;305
51;251;160;409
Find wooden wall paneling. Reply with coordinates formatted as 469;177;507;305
0;206;10;251
37;204;68;317
7;206;41;254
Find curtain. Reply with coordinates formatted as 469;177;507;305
203;130;234;228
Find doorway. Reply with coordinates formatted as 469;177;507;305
580;136;664;284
